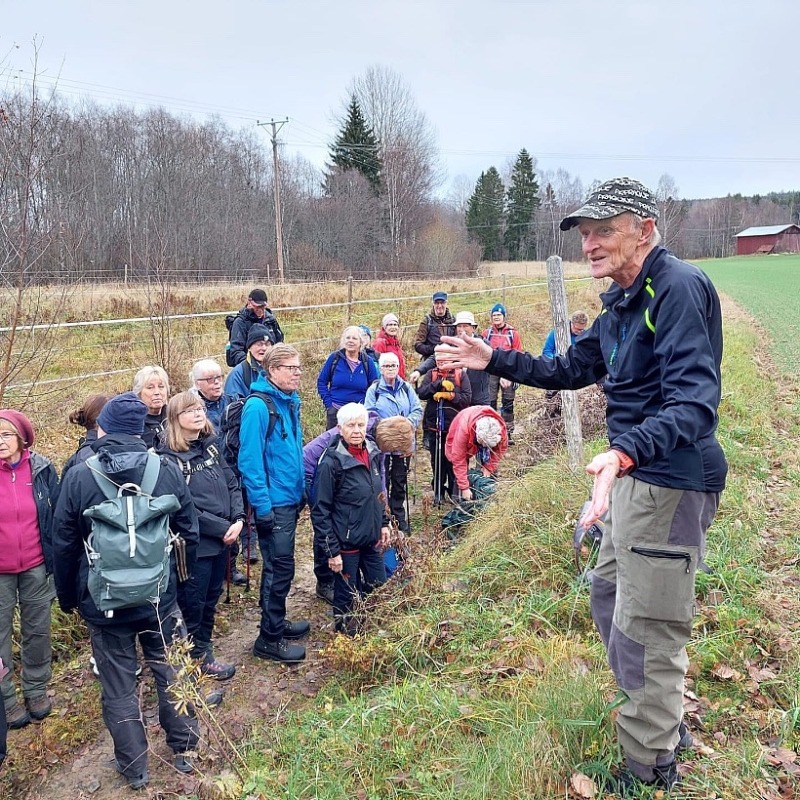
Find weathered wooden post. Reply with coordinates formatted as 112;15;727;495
501;272;507;308
347;275;353;323
546;255;583;469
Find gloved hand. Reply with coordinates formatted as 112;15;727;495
441;379;454;392
256;512;275;536
433;391;455;402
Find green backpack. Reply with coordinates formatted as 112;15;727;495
83;453;180;617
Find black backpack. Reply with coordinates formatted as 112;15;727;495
220;391;280;478
224;313;243;368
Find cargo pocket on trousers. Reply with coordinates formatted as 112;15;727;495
628;545;695;623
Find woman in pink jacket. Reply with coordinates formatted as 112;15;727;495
0;410;59;731
445;406;508;502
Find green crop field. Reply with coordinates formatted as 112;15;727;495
699;253;800;371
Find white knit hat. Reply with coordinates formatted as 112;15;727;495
475;417;502;448
382;313;400;327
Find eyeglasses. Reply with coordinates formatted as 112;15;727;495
197;375;223;384
381;364;399;369
276;364;302;374
179;407;206;416
0;432;18;442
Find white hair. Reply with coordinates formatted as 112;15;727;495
189;358;223;384
337;402;368;426
378;352;400;367
627;212;662;247
475;416;503;448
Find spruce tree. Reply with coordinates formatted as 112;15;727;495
504;148;539;260
465;167;506;260
326;96;382;192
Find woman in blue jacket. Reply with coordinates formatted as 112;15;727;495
316;326;379;430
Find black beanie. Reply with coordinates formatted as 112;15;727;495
97;392;148;436
246;323;274;349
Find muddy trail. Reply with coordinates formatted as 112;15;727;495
3;388;607;800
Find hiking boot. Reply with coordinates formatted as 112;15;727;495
675;721;694;754
599;760;680;797
283;619;310;640
200;658;236;681
315;581;335;605
231;569;247;586
246;545;260;564
25;694;52;721
114;759;149;790
253;636;306;663
173;753;194;774
335;618;359;637
6;702;30;729
205;689;224;708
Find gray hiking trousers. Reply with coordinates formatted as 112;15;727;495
589;477;719;779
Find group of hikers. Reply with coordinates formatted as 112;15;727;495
0;287;520;787
0;176;728;797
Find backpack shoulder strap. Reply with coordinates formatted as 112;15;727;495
243;360;253;389
85;455;118;501
250;391;280;440
140;453;161;495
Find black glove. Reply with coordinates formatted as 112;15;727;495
256;512;275;536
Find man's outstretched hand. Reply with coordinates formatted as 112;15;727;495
436;334;493;370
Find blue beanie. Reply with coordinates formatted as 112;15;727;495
358;324;372;339
98;392;148;436
491;303;506;316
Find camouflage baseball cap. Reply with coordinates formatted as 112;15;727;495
560;177;659;231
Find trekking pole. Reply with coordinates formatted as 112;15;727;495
224;545;232;604
245;506;254;593
434;399;444;507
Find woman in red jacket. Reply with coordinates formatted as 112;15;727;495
445;406;508;502
372;314;407;379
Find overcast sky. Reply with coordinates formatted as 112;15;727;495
4;0;799;201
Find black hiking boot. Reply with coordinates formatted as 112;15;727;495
598;760;680;797
253;636;306;663
675;721;694;754
283;619;311;639
315;581;335;605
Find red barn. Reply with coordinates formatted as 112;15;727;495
735;224;800;256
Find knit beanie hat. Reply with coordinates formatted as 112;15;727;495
475;416;503;448
381;313;399;328
491;303;506;317
0;409;35;447
97;392;148;436
246;323;274;349
358;324;372;339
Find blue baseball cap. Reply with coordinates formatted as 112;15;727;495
432;291;447;302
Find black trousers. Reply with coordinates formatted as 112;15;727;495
384;454;410;532
177;549;227;659
424;430;454;500
257;504;299;641
87;604;199;780
334;545;386;622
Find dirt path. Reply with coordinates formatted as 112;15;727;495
4;387;606;800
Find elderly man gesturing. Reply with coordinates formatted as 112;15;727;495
436;177;726;795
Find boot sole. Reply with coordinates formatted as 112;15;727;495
252;647;305;663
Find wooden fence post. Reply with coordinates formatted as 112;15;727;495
347;276;353;323
501;272;507;308
545;255;583;469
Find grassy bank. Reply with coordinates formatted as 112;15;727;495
228;298;800;798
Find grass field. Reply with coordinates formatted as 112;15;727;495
699;253;800;371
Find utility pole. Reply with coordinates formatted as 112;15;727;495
258;118;288;282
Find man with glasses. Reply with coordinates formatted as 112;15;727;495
227;288;284;367
239;345;309;663
190;359;234;433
